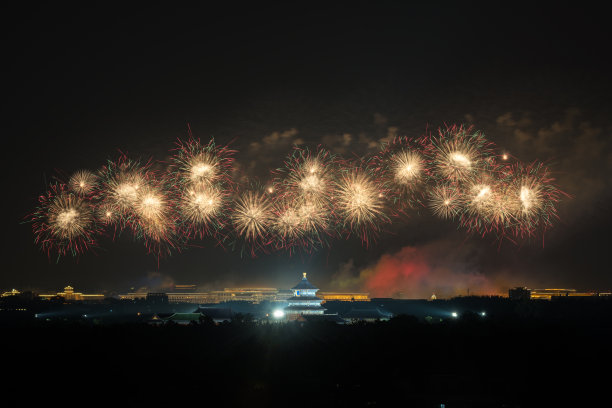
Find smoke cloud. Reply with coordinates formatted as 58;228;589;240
330;240;507;299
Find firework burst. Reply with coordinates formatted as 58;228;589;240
271;147;337;249
459;164;505;235
28;125;568;259
95;202;120;225
428;184;465;219
97;156;151;219
68;170;98;196
132;181;181;257
429;125;494;183
374;136;430;210
170;138;235;188
334;167;389;243
271;197;332;252
232;190;273;247
278;147;336;204
178;184;226;239
272;200;303;243
505;162;564;238
391;150;425;187
31;184;100;258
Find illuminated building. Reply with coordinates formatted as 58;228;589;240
119;287;281;304
284;273;326;319
1;289;21;297
509;287;612;301
209;288;280;303
166;293;213;303
119;285;372;306
119;293;148;301
39;286;104;302
318;292;370;302
276;290;293;301
530;288;612;300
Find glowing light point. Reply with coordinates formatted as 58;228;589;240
449;152;471;167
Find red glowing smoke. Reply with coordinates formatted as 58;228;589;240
331;240;505;298
364;247;430;297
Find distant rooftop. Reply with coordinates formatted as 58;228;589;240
291;273;318;290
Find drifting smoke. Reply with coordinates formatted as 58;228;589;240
331;240;508;298
140;271;176;291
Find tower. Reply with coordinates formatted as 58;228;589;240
284;273;325;319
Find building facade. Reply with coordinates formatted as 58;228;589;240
318;292;370;302
509;287;612;301
119;287;282;304
39;286;104;302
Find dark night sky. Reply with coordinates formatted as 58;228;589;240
4;2;612;295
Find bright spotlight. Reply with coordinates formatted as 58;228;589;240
480;311;486;317
273;309;285;318
451;312;458;318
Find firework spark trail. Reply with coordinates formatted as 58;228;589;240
27;125;567;259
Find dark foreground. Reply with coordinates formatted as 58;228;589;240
3;310;611;407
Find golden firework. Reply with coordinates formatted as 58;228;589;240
335;170;385;229
48;194;94;240
181;184;223;225
391;150;424;187
69;170;98;195
428;185;464;219
233;191;272;241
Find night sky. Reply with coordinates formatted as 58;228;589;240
5;3;612;295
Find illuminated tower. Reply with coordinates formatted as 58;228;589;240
284;273;325;319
